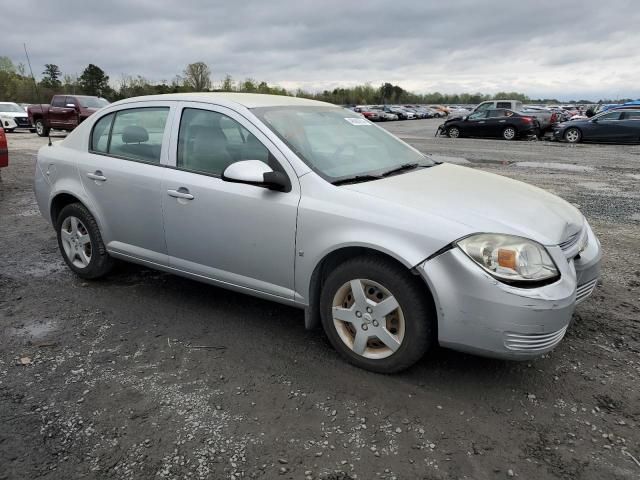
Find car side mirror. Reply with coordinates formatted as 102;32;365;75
222;160;290;192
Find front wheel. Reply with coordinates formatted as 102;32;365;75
564;127;582;144
447;126;461;138
56;203;114;279
502;126;517;140
320;256;435;373
35;119;50;137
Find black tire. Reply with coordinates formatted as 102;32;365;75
447;126;461;138
320;256;435;373
56;203;114;279
35;119;50;137
502;126;517;140
564;127;582;144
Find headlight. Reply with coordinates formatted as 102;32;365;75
456;234;559;283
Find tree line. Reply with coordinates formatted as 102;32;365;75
0;57;634;106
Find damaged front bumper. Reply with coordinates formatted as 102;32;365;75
416;226;602;359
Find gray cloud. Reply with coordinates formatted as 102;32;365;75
2;0;639;100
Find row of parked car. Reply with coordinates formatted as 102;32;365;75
435;99;640;144
347;104;472;121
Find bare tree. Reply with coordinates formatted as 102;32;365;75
182;62;211;91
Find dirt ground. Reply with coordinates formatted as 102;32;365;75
1;123;639;480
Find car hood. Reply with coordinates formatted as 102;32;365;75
0;112;28;118
343;163;584;246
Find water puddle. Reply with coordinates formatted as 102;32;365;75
577;182;620;193
514;162;594;172
9;318;58;340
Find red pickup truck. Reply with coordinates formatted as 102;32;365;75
28;95;109;137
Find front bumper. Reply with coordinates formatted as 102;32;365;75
417;225;602;360
1;117;33;130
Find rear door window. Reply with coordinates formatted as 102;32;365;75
496;102;512;109
89;107;169;163
623;111;640;120
90;113;114;153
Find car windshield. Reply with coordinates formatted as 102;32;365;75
0;103;25;113
76;96;109;108
252;106;434;181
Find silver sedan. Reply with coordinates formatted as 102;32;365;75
34;93;601;373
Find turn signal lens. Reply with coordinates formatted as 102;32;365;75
457;234;559;283
497;249;517;269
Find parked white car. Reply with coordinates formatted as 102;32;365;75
0;102;35;132
34;93;602;373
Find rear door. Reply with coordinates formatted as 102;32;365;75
485;109;510;136
619;111;640;141
79;102;175;264
161;102;299;300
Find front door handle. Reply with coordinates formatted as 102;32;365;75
167;188;194;200
87;171;107;182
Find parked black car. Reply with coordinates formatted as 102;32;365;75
553;109;640;144
437;109;540;140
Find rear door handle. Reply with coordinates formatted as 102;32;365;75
87;171;107;182
167;188;194;200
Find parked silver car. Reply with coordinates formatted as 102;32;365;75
34;93;602;373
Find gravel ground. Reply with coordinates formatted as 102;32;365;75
1;124;639;480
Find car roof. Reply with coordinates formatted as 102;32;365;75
110;92;335;109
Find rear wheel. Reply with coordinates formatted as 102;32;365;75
564;127;582;144
35;119;50;137
320;256;435;373
447;126;461;138
56;203;114;279
502;126;517;140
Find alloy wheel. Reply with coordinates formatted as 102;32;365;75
331;279;405;360
448;127;460;138
503;127;516;140
36;121;44;136
60;216;92;269
565;128;581;143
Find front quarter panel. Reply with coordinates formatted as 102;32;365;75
294;173;470;304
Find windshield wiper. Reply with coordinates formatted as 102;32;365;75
332;174;382;186
380;162;420;177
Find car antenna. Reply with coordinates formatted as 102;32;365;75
23;43;51;146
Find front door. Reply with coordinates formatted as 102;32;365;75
589;110;625;141
465;111;490;136
48;96;74;129
161;103;299;300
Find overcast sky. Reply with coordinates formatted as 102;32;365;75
2;0;639;100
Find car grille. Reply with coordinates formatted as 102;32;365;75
14;117;31;127
576;278;598;304
504;326;567;352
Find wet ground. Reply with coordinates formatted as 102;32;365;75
1;126;639;479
